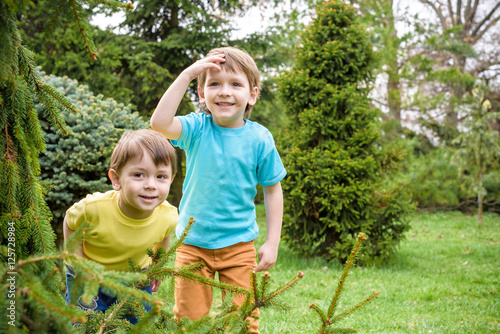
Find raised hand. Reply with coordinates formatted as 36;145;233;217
182;54;226;81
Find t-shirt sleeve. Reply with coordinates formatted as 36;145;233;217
65;195;90;231
257;141;287;187
163;205;179;239
170;113;203;150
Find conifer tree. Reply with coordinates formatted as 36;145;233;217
0;1;132;331
278;0;413;264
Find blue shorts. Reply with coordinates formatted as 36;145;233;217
65;265;152;324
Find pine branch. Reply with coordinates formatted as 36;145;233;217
256;271;305;308
310;303;329;325
128;300;159;334
0;2;18;85
89;0;135;10
1;145;21;218
44;0;67;38
69;0;98;60
166;267;248;295
96;298;128;334
62;220;88;254
328;233;366;318
330;290;380;323
260;271;272;300
309;232;379;334
21;285;85;323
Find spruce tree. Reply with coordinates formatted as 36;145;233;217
0;1;132;332
278;0;413;264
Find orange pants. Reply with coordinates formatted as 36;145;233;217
173;241;260;333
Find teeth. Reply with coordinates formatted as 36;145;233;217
217;102;233;106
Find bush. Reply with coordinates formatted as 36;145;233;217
394;144;500;213
277;0;414;264
37;74;148;243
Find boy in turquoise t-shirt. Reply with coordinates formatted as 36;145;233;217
151;46;286;333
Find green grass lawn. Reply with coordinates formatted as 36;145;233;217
160;207;499;333
251;206;499;333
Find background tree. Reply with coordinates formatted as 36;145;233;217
409;0;500;142
452;86;500;225
348;0;406;125
278;0;413;264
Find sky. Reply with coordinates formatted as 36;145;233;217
91;1;425;39
91;1;313;39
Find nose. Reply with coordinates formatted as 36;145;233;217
218;84;231;96
144;178;157;190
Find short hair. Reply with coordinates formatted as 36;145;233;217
197;46;261;119
110;129;177;177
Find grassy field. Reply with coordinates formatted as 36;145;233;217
249;206;499;333
160;207;499;333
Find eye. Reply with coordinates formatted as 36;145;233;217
208;82;220;87
157;174;169;180
232;82;242;87
133;173;144;178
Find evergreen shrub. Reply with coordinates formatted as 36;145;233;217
37;74;147;241
278;0;414;264
395;145;500;213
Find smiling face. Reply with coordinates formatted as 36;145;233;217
198;67;259;129
108;153;173;220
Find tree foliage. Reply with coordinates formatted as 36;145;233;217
278;0;414;264
452;86;500;224
0;0;132;331
408;0;500;142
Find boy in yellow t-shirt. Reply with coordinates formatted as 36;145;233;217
63;129;178;322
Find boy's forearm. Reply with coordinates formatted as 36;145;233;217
150;72;191;138
264;182;284;247
154;235;171;253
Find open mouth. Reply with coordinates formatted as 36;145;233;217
216;102;234;106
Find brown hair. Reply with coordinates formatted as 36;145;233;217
110;129;177;177
197;46;261;119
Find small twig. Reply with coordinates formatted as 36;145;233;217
96;298;128;334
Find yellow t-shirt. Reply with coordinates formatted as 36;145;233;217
65;190;178;271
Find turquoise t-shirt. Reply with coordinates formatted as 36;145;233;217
171;112;286;249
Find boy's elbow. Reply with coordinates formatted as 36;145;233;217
150;116;161;132
150;119;158;132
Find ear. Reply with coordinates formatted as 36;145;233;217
198;87;205;104
108;169;121;190
248;86;259;106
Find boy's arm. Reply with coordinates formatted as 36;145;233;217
150;54;226;140
149;235;171;292
63;217;84;258
254;182;283;272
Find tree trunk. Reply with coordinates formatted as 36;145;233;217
386;0;402;124
478;166;484;226
387;70;401;122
